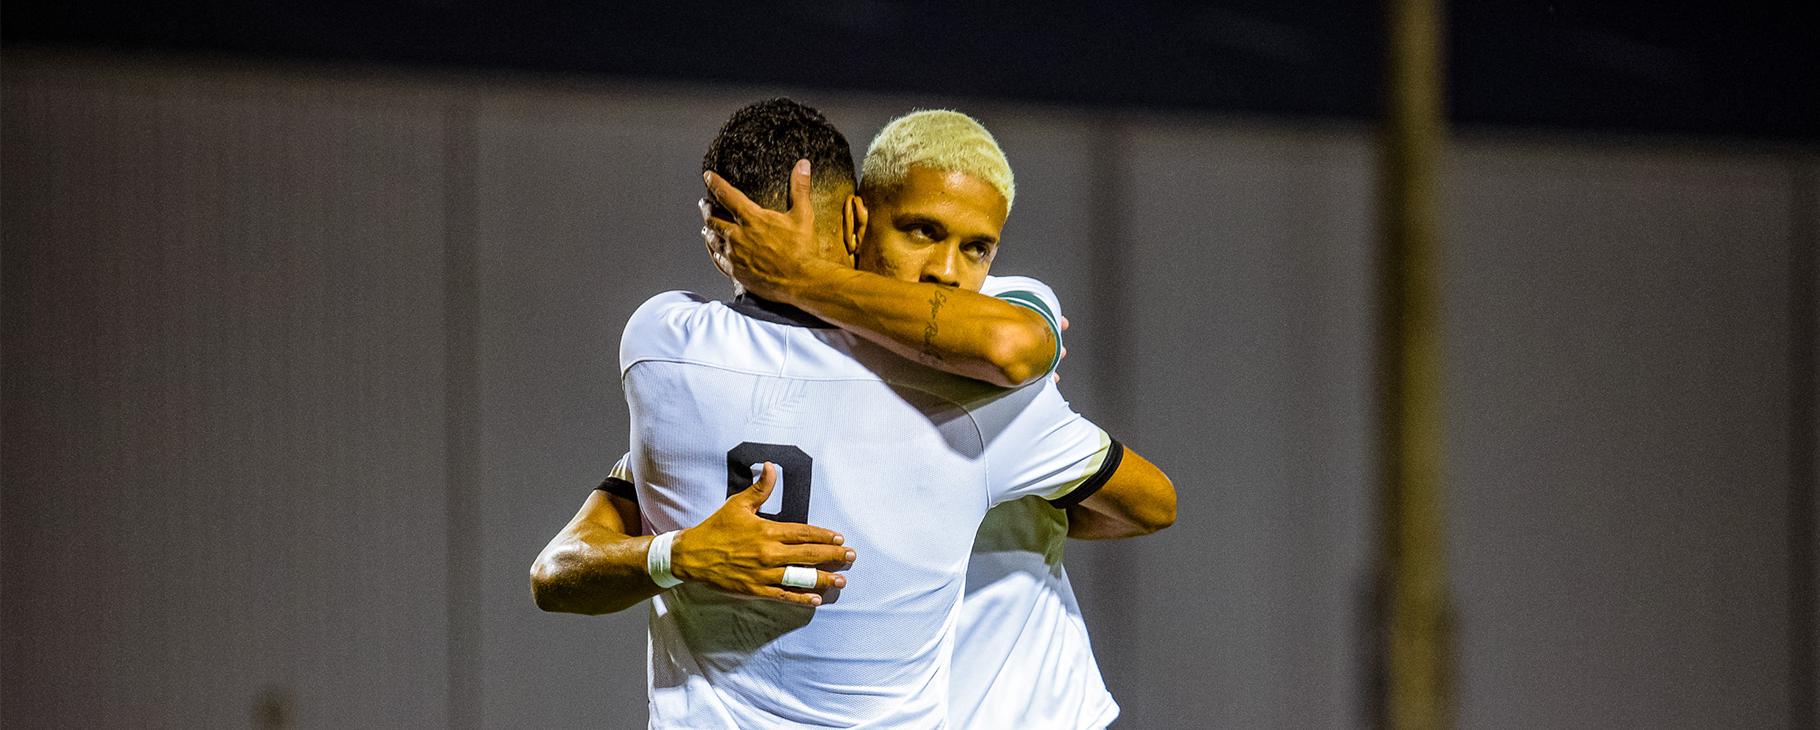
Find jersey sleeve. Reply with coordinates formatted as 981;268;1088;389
981;275;1064;376
981;378;1123;508
593;451;637;502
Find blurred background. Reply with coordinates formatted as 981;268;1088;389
2;2;1815;729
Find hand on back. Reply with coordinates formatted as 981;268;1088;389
672;462;854;606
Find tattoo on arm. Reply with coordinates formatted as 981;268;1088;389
919;288;951;364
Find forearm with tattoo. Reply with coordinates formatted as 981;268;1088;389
920;288;951;365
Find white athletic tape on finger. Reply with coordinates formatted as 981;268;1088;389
781;565;817;589
646;530;684;589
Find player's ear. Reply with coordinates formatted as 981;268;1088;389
844;194;867;257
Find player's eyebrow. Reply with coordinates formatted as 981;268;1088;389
893;213;945;232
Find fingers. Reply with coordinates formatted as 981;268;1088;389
703;220;736;260
700;201;744;265
787;159;813;222
774;543;855;567
752;585;827;607
807;568;845;591
699;198;731;246
727;462;777;510
771;522;845;546
1059;315;1070;332
771;567;845;592
699;198;734;246
702;222;732;273
766;524;854;565
744;567;845;607
703;170;765;222
702;222;725;258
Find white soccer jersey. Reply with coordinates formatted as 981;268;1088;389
620;278;1118;730
945;279;1121;730
949;498;1119;730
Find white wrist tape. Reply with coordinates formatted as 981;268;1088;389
780;565;817;589
646;530;684;589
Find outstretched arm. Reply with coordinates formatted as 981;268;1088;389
531;463;854;614
703;163;1057;388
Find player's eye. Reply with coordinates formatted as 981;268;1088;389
964;242;991;259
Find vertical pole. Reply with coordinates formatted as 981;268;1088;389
1789;158;1817;730
443;97;483;730
1374;0;1451;727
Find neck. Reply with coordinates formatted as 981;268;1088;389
730;293;835;328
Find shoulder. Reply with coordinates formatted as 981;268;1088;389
981;275;1063;324
629;290;716;322
981;274;1054;299
619;291;719;374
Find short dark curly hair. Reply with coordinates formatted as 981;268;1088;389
702;98;857;216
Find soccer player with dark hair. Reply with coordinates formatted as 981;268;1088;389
533;98;1173;729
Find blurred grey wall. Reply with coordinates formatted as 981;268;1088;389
3;53;1814;730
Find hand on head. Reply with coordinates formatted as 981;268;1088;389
702;160;854;301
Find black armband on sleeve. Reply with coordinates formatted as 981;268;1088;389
595;476;638;503
1047;437;1124;509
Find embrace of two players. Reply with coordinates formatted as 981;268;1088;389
531;99;1177;730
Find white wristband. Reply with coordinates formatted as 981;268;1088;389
646;530;684;589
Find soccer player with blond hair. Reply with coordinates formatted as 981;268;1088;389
534;100;1173;729
715;107;1167;730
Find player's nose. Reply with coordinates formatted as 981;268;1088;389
919;247;961;288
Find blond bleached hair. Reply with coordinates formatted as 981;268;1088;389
861;110;1015;210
